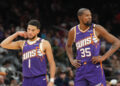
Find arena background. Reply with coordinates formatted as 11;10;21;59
0;0;120;86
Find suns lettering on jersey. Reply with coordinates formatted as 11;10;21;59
76;36;91;50
76;34;99;50
23;49;44;61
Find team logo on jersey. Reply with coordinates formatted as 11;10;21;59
76;34;99;50
76;36;92;49
22;47;45;61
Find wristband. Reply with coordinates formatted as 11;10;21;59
50;78;54;83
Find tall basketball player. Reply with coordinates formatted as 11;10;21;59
66;8;120;86
1;20;56;86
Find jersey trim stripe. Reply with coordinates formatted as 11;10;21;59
74;26;76;42
27;38;40;45
78;24;91;33
39;41;45;55
100;62;104;77
93;28;99;42
22;41;26;50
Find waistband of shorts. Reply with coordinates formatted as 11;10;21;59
24;74;46;78
79;61;100;66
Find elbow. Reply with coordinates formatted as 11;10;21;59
119;40;120;48
115;39;120;48
65;45;68;50
65;44;71;50
117;39;120;46
0;43;4;48
0;43;6;48
65;45;69;51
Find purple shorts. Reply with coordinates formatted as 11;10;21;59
74;62;106;86
23;75;47;86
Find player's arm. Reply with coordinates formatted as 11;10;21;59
66;28;81;68
0;31;27;50
92;25;120;63
43;40;56;85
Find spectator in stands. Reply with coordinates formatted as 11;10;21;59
10;77;19;86
117;80;120;86
0;72;6;86
0;60;16;73
55;71;69;86
68;80;74;86
110;55;120;74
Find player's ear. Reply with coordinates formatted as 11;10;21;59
37;29;40;34
78;16;81;21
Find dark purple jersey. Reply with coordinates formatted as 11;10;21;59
74;24;106;86
22;38;47;77
74;24;100;63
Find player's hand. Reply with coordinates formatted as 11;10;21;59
92;56;105;64
47;82;54;86
70;59;81;68
17;31;27;38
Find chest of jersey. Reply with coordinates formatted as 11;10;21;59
22;40;45;61
75;25;94;50
75;24;100;59
22;38;47;77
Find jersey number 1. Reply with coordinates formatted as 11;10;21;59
28;59;31;68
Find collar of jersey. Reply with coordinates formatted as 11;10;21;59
78;24;90;33
27;37;40;45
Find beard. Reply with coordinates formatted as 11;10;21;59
84;21;92;26
28;35;36;40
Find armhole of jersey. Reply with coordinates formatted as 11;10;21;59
21;41;25;51
39;39;45;54
74;26;76;42
93;24;99;41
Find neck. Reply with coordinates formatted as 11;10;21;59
29;36;38;41
79;23;90;31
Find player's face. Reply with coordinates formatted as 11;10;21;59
79;10;92;26
27;25;40;40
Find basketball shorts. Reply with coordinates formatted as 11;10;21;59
74;62;106;86
23;75;47;86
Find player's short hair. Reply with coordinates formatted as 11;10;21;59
77;8;90;16
28;19;41;29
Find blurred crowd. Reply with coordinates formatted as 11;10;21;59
0;0;120;86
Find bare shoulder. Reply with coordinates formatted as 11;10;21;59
94;24;119;43
69;26;76;33
94;24;108;37
66;25;77;46
40;39;51;50
95;24;105;31
68;25;77;39
41;39;50;45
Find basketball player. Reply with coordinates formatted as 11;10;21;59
0;20;56;86
66;8;120;86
